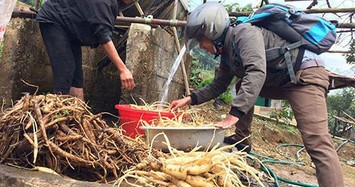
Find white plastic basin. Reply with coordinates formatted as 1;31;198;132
140;126;225;151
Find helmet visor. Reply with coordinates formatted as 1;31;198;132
186;39;199;53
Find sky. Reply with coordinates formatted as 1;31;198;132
188;0;355;77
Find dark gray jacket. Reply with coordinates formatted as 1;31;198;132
190;23;301;118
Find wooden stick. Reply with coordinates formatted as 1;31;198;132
172;0;190;96
343;111;355;122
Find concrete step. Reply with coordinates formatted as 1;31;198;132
0;164;112;187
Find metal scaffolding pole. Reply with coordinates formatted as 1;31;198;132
11;9;187;27
115;16;186;27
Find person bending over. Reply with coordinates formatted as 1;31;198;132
36;0;135;100
170;2;344;187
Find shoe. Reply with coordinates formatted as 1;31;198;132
223;135;252;153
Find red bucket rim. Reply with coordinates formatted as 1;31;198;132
115;104;177;117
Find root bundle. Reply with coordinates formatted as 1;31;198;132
0;93;150;183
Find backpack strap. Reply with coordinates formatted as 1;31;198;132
284;49;297;83
231;23;304;84
265;41;302;61
213;25;231;59
266;41;303;83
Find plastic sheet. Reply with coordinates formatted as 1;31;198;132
0;0;17;42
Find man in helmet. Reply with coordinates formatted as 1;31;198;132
170;2;344;186
36;0;136;100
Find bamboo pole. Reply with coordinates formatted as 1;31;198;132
337;30;354;33
327;50;352;54
134;1;144;17
230;7;355;17
337;23;355;29
343;112;355;123
172;0;190;95
172;0;178;19
302;7;355;14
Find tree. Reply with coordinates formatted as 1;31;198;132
346;39;355;64
190;48;219;70
222;1;253;13
327;88;355;134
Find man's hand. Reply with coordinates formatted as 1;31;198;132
119;68;135;90
215;114;239;129
100;41;135;90
170;97;192;111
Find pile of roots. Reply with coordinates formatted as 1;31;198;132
0;93;153;183
116;142;272;187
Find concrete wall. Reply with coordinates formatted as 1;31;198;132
0;17;121;114
0;18;52;104
123;23;188;104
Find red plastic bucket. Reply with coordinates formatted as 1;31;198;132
115;104;177;138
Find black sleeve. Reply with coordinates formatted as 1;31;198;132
94;25;113;44
84;0;118;44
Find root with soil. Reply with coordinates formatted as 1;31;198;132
0;93;152;183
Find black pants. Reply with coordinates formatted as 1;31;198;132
39;23;83;94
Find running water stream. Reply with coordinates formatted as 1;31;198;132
159;45;186;106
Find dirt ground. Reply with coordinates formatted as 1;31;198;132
193;101;355;187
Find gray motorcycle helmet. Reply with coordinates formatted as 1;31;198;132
185;2;230;52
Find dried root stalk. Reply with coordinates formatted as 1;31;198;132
0;93;152;183
116;140;273;187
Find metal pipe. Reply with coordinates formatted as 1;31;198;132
115;16;186;27
11;9;187;27
12;9;354;28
